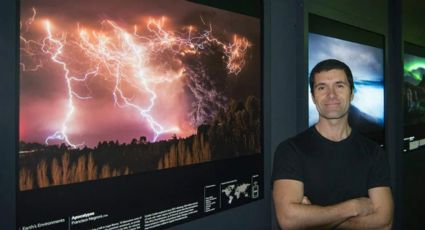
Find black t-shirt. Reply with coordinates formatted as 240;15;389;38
272;126;391;206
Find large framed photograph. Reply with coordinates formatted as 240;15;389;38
403;42;425;151
18;0;263;229
308;14;385;145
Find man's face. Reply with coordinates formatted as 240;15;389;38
312;69;353;121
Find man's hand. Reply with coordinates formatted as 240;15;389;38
335;187;393;230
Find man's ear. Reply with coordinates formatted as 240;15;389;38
350;91;354;101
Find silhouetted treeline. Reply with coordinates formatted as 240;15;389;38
19;139;172;190
158;95;261;168
19;96;261;190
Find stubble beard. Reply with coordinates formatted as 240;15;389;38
318;105;350;121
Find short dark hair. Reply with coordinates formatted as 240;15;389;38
309;59;355;95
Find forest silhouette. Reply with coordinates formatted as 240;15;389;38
19;96;261;191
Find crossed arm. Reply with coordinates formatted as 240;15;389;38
273;179;393;230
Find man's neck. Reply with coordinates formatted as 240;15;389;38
315;118;351;142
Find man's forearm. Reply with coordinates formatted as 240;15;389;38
336;187;394;230
277;199;361;230
336;211;392;230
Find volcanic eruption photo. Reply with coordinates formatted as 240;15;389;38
19;0;261;191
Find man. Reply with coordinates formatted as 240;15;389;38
272;59;393;230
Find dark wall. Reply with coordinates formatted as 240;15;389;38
403;150;425;229
403;0;425;47
306;0;388;34
269;0;301;228
0;0;17;229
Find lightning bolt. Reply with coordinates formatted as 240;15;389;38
20;8;251;147
79;20;180;142
42;20;97;148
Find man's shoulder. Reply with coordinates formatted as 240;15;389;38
275;127;315;153
291;126;316;145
